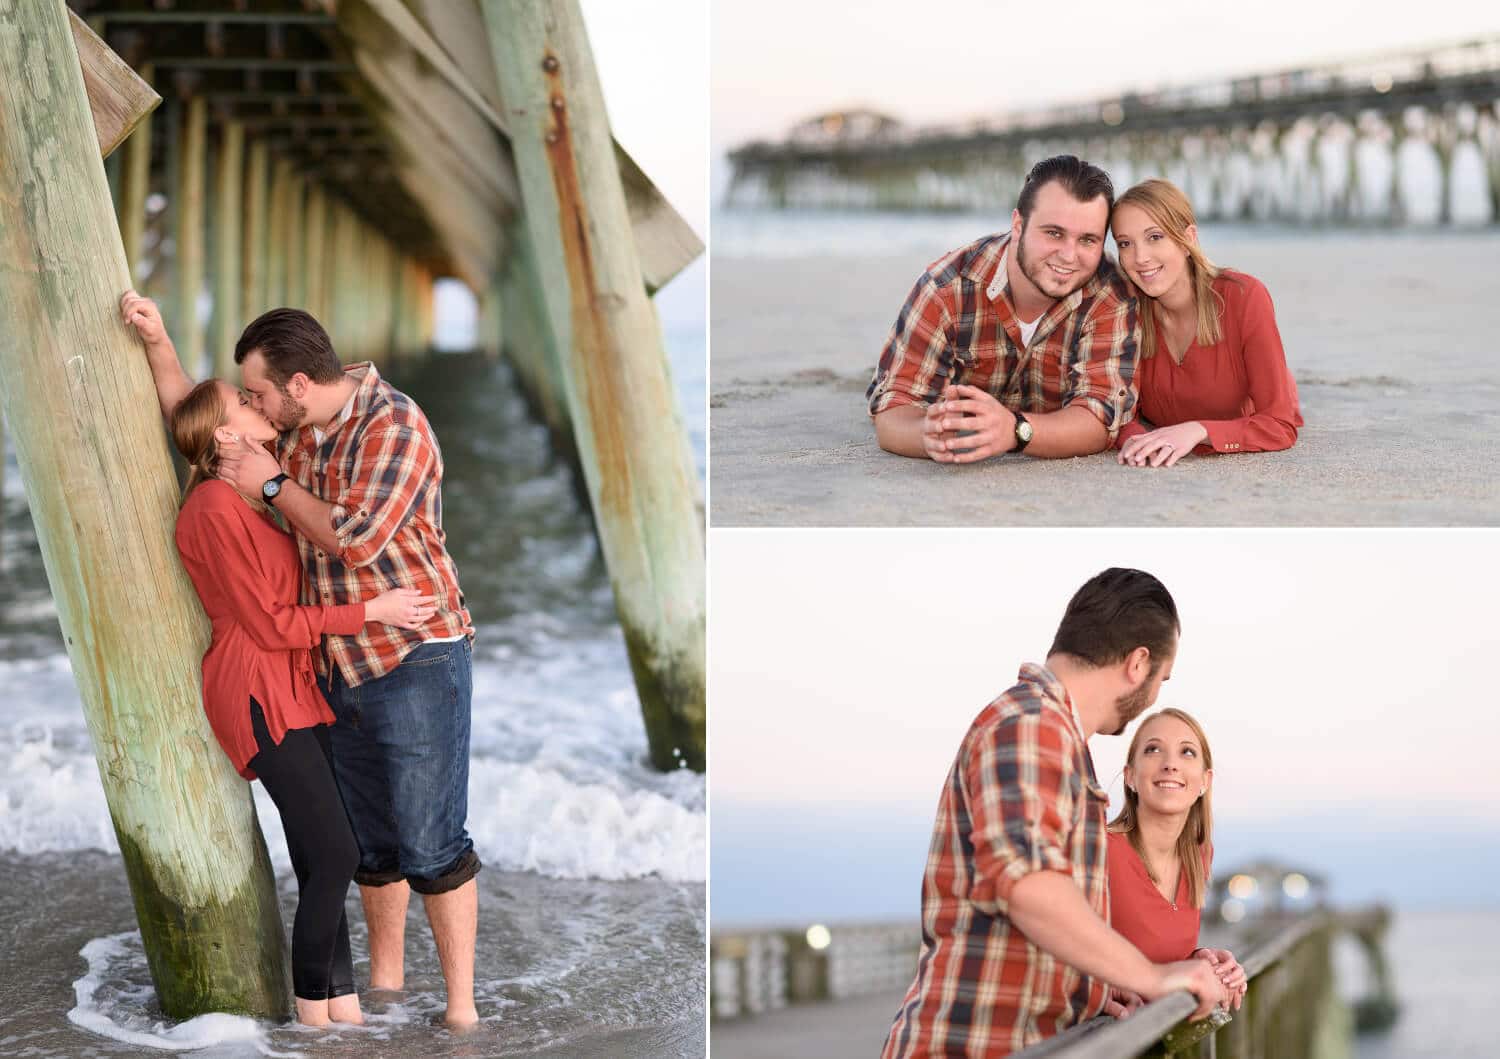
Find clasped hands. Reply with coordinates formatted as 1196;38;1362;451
921;385;1017;464
1104;946;1247;1020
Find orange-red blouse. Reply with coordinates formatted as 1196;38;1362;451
1106;830;1211;964
175;480;366;779
1115;270;1302;454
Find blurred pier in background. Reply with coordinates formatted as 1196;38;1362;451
726;36;1500;226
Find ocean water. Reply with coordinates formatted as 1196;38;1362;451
0;338;705;1054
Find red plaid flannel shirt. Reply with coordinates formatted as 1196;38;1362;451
867;233;1139;438
276;363;472;687
884;663;1111;1058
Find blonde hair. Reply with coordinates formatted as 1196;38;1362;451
1113;179;1226;361
1108;707;1214;909
169;379;266;512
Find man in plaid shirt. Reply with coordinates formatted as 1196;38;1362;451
884;569;1225;1057
140;307;481;1028
869;155;1140;463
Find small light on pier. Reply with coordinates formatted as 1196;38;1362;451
1371;72;1394;93
1101;102;1125;127
1228;873;1259;899
806;924;832;951
1221;899;1247;923
1282;872;1311;899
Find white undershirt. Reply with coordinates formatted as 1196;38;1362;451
1017;315;1042;348
988;248;1042;347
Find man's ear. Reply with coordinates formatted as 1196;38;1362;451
1124;645;1153;686
287;372;309;398
1010;208;1024;241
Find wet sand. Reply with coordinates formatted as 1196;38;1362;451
0;851;704;1057
709;230;1500;526
711;991;905;1058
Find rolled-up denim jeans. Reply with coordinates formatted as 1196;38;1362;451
319;638;481;895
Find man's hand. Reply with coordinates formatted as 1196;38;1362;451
925;384;1017;463
1118;421;1208;467
1194;948;1248;1010
219;435;282;498
1150;957;1229;1021
1104;987;1145;1019
120;290;169;349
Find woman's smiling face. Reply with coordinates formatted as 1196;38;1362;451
1125;712;1211;816
1112;202;1194;302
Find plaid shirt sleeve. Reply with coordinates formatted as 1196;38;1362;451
867;272;956;415
1064;290;1140;438
964;710;1083;917
331;422;436;569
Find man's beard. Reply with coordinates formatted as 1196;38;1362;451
272;386;306;431
1106;678;1155;736
1016;226;1091;300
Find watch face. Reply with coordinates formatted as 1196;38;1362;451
263;479;281;498
1017;421;1034;442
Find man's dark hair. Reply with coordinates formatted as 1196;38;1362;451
234;308;343;387
1048;568;1179;668
1015;154;1115;223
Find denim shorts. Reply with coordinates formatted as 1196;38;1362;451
319;639;481;895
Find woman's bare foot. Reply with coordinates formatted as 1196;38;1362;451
327;993;364;1025
294;997;331;1027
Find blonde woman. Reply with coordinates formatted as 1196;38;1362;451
1105;709;1248;1016
1110;179;1302;467
123;293;433;1027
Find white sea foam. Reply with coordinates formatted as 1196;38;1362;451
68;932;291;1054
0;642;705;882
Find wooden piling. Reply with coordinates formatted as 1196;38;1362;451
118;64;153;285
484;0;705;771
264;158;291;310
0;0;289;1018
212;120;244;376
176;95;207;374
303;185;327;325
241;138;269;320
283;173;306;311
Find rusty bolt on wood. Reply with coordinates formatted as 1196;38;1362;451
542;55;560;72
551;96;566;111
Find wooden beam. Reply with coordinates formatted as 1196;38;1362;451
119;63;154;283
241;137;270;319
212;120;244;375
0;0;290;1019
69;9;161;158
485;0;705;772
176;96;207;373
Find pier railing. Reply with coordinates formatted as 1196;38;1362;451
712;907;1396;1058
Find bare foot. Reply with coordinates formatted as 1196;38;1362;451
328;993;364;1025
294;997;331;1027
444;1004;479;1031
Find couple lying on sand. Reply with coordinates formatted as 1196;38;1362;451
884;569;1246;1057
120;295;480;1029
869;155;1302;467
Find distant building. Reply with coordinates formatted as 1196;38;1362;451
786;108;902;147
1208;859;1327;924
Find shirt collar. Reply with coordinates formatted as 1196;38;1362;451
310;362;378;445
1017;661;1087;741
978;233;1090;317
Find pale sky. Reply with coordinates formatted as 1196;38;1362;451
711;0;1500;153
710;530;1500;825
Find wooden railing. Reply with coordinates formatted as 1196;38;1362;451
711;908;1396;1059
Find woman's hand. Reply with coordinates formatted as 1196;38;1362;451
365;588;438;630
120;289;169;348
1118;421;1208;468
1193;947;1248;1010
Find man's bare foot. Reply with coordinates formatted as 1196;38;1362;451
327;993;364;1025
444;1004;479;1031
294;997;331;1027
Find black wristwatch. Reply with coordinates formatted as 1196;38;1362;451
261;473;290;506
1013;411;1034;453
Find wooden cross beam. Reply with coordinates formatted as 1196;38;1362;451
69;9;160;157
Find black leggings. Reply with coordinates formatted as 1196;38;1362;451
248;700;359;1002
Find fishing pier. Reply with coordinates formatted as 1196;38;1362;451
0;0;702;1021
726;37;1500;225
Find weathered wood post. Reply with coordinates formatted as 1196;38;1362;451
484;0;705;771
176;94;207;373
242;138;269;319
303;185;327;325
118;63;153;282
212;119;244;376
265;158;291;310
283;173;306;310
0;0;290;1018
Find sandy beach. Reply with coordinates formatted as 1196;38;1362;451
709;227;1500;526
